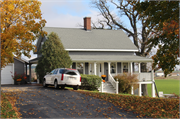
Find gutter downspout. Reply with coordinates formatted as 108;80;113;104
153;81;159;98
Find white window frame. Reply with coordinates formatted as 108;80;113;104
123;62;128;73
110;62;117;74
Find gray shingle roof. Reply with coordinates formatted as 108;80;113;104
70;55;152;62
42;27;138;50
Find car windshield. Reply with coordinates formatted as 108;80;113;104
59;69;67;74
65;71;77;75
50;70;55;74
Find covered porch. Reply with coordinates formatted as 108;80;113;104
28;55;156;97
70;55;156;97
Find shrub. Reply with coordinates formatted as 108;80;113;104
11;72;27;84
114;73;138;94
80;74;102;90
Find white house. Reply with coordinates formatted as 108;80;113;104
29;17;156;97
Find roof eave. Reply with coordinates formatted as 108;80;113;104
66;49;138;52
72;59;153;62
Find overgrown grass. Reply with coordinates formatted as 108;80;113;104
1;92;18;118
147;79;179;97
73;90;179;118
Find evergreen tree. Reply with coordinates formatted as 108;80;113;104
36;32;72;83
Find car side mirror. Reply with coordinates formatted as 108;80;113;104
46;72;49;75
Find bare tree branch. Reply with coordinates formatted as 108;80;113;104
91;0;155;59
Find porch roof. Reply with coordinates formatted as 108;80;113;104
70;55;153;62
29;57;38;64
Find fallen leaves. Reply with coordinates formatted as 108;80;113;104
1;92;22;118
73;90;179;118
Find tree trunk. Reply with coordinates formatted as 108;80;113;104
141;62;149;96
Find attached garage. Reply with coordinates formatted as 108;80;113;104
1;57;29;85
1;63;14;85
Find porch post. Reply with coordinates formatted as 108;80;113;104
25;63;27;76
131;85;134;95
151;68;155;97
29;63;32;83
83;62;85;74
108;62;111;80
116;80;119;94
138;62;141;73
97;63;100;76
116;62;117;75
88;63;90;74
151;69;154;81
101;63;104;75
139;83;142;96
130;62;133;75
94;62;97;75
151;82;156;97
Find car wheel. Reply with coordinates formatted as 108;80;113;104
54;80;59;89
43;80;47;87
73;86;79;90
61;86;65;89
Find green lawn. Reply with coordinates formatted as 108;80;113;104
147;79;179;97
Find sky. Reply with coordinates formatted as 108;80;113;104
22;0;103;60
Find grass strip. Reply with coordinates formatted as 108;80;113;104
72;90;179;118
1;92;21;118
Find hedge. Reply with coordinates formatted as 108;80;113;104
80;74;102;90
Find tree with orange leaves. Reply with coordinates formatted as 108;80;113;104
152;20;179;77
0;0;47;68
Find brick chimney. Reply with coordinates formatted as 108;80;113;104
84;17;91;30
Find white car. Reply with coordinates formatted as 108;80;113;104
43;68;81;90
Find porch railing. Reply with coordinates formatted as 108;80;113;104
134;73;152;81
112;73;153;82
108;74;119;94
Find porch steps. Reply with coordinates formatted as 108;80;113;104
98;81;116;94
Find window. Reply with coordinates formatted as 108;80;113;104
53;70;58;74
110;62;116;73
59;69;67;74
65;71;77;75
123;63;128;73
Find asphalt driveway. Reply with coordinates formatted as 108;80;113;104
2;85;144;118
